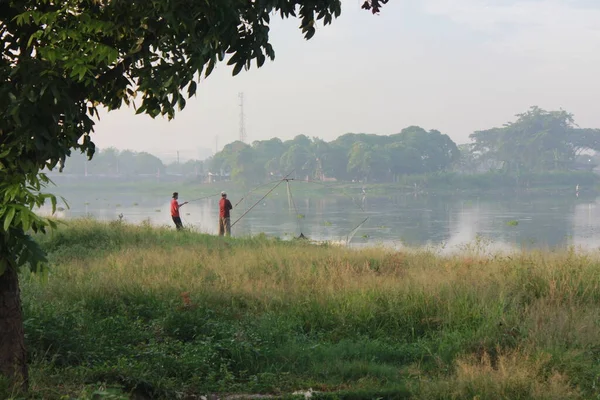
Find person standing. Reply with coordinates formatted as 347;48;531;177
171;192;188;230
219;191;233;236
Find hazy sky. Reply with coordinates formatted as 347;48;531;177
92;0;600;160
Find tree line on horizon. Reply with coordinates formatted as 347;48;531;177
49;147;205;177
53;107;600;183
209;106;600;184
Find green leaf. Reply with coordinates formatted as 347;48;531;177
205;57;216;77
177;95;186;111
3;206;15;231
20;211;30;231
50;195;57;214
256;53;266;68
232;62;243;76
187;81;197;98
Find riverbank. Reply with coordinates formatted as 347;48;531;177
8;220;600;399
46;170;600;201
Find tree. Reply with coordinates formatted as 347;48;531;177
453;143;481;174
252;137;286;176
231;145;265;185
0;0;389;389
386;142;422;177
470;107;600;174
280;144;312;178
322;144;349;180
393;126;460;173
347;142;372;181
167;159;204;176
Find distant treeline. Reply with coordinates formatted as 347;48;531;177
53;107;600;186
49;148;204;177
209;106;600;184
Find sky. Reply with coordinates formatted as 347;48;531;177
91;0;600;161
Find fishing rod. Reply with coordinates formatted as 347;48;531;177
231;170;295;228
285;180;370;243
293;179;366;212
286;179;304;235
187;192;222;203
345;216;369;244
234;178;293;208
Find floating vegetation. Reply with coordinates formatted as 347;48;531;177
56;207;65;212
507;220;519;226
115;204;122;208
297;214;305;219
322;220;332;226
155;209;161;212
84;202;90;206
362;234;370;239
133;202;139;206
379;225;387;229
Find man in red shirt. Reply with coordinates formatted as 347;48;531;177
218;191;233;236
170;192;188;230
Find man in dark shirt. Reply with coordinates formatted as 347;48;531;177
218;191;233;236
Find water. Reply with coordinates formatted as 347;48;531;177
39;186;600;253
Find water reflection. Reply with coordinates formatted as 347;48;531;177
37;189;600;252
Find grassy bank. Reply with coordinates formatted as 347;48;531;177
6;219;600;399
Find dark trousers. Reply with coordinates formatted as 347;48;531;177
172;216;183;230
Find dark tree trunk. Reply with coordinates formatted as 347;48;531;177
0;264;28;391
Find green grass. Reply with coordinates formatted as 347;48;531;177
5;219;600;399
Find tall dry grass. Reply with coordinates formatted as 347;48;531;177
14;218;600;399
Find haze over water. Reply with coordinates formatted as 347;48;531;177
40;185;600;254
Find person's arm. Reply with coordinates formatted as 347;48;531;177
179;201;188;207
227;200;233;210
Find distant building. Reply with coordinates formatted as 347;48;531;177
205;171;230;184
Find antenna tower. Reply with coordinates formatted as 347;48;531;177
238;92;247;143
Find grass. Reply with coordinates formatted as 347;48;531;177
5;219;600;399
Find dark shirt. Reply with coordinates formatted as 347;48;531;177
219;198;232;218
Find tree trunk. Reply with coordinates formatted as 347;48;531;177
0;264;28;391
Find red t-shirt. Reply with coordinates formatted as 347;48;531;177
219;198;232;218
170;198;180;217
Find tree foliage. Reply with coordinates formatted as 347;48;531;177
470;107;600;174
0;0;389;388
208;126;460;183
52;147;167;176
0;0;365;270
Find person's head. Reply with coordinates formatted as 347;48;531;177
172;192;179;199
221;191;227;198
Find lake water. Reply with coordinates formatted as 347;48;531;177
39;185;600;254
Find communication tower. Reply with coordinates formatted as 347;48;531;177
238;92;247;143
